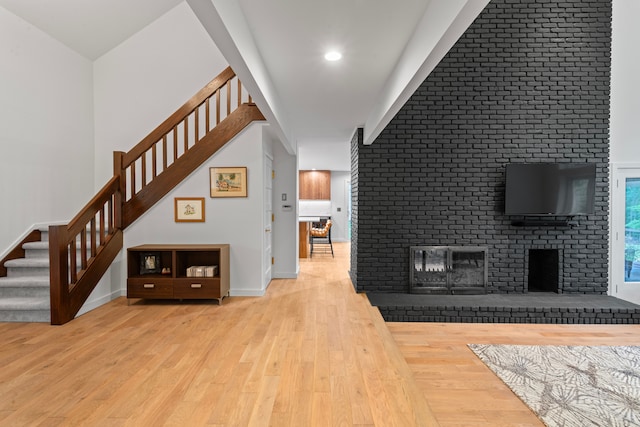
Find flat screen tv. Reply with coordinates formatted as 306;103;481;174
504;163;596;216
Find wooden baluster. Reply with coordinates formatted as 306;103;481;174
183;117;189;153
152;143;157;178
195;108;200;143
130;162;136;198
249;94;253;104
162;135;168;172
141;152;147;187
99;206;105;246
205;98;210;133
69;239;77;284
238;79;242;106
173;127;178;161
90;218;97;257
216;90;221;125
80;226;87;270
107;196;114;234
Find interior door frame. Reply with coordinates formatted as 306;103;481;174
610;163;640;304
263;153;273;290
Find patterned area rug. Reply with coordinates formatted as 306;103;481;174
468;344;640;427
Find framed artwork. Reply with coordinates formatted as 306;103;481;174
174;197;205;222
210;167;248;198
139;252;162;275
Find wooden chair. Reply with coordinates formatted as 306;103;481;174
310;219;333;257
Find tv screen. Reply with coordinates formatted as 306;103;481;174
504;163;596;216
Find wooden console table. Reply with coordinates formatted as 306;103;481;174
127;244;230;304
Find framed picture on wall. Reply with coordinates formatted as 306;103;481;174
210;167;248;198
174;197;205;222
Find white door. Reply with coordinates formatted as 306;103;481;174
611;165;640;304
263;154;273;289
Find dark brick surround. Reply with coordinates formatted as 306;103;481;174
350;0;612;308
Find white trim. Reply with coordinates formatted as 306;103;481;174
230;289;266;297
612;162;640;169
610;164;640;305
273;271;298;279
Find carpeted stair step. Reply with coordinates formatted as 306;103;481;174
0;297;50;322
23;241;50;259
0;225;95;323
0;276;49;298
3;258;49;277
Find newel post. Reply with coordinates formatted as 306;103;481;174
49;225;70;325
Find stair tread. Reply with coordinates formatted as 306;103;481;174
0;277;49;287
4;258;49;267
0;297;50;310
22;241;49;250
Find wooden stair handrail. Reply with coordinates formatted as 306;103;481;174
122;67;236;166
48;67;265;324
49;176;122;325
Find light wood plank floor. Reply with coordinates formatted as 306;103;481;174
1;242;639;426
0;243;436;426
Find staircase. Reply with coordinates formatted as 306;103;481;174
0;227;50;322
0;67;265;325
1;66;264;325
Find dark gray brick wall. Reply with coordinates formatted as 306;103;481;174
353;0;611;295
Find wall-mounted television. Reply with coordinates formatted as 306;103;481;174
504;163;596;216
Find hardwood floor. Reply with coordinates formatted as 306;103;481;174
389;322;640;426
0;243;436;426
1;242;638;426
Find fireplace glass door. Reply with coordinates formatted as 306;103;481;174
410;246;488;294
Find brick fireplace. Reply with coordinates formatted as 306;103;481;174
349;0;611;300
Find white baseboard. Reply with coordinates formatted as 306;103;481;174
230;289;265;297
272;271;298;279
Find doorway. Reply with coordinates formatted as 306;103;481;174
612;166;640;304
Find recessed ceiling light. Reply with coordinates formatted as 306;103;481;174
324;51;342;61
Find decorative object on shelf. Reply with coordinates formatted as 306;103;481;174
210;167;247;198
186;265;218;277
139;252;162;274
174;197;205;222
161;267;171;275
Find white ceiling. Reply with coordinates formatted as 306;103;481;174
0;0;183;60
237;0;432;146
0;0;489;167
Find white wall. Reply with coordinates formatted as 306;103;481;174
271;133;298;278
121;124;267;297
610;0;640;164
0;6;94;255
82;2;235;310
93;2;228;187
298;140;350;171
330;171;351;242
